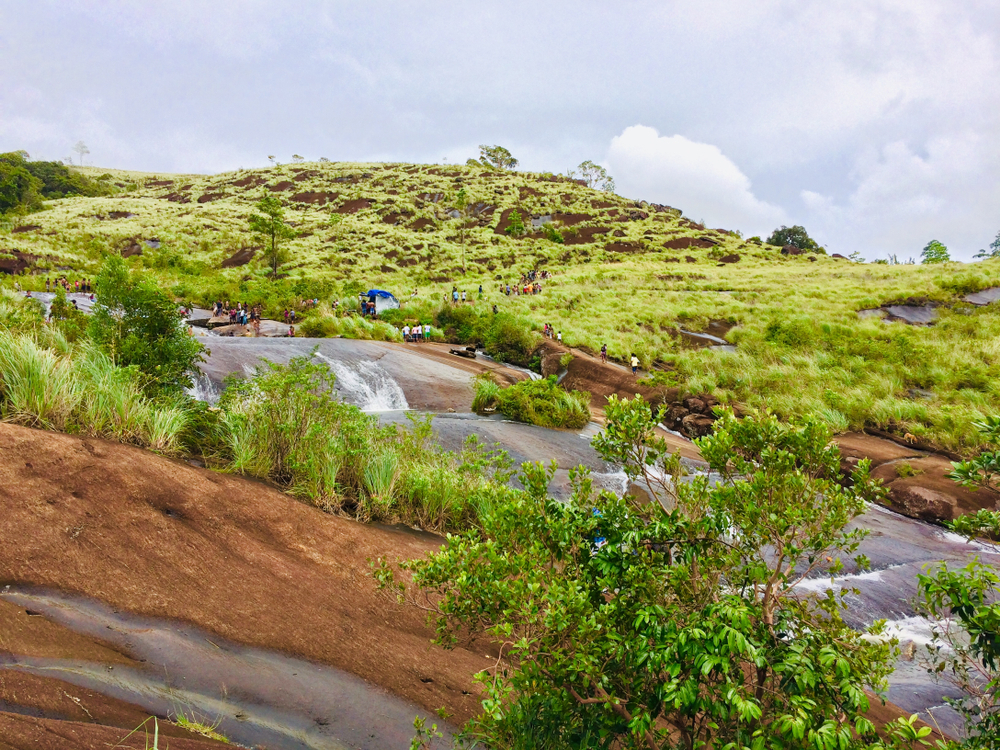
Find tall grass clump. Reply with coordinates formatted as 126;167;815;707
473;374;591;429
217;357;514;531
297;307;402;341
0;330;189;452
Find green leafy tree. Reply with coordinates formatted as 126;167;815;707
377;402;928;750
571;160;616;193
88;254;204;393
478;144;519;171
0;160;42;214
921;240;950;264
766;225;821;251
974;231;1000;260
248;194;297;278
1;151;109;200
504;209;526;237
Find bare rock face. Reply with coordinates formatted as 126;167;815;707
887;485;961;523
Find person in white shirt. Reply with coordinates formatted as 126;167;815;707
557;331;562;343
413;324;422;341
402;325;410;342
423;324;431;340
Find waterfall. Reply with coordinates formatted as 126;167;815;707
186;373;221;404
314;354;409;411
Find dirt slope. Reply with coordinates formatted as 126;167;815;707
0;423;492;739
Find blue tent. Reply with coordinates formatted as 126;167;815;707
363;289;400;314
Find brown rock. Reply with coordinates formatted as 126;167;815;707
683;397;707;414
681;413;715;438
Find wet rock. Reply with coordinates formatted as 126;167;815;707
683;397;707;414
681;413;715;438
886;485;959;523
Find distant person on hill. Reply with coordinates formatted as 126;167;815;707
492;304;498;314
630;354;639;376
461;290;466;303
478;284;483;298
601;344;607;363
453;289;459;304
283;308;289;323
557;331;562;343
45;278;50;292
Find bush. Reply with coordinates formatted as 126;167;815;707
434;306;537;365
89;255;205;393
217;356;510;531
473;374;590;429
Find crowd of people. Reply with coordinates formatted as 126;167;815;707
45;277;92;294
400;322;433;342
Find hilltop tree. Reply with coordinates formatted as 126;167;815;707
478;144;519;171
377;404;926;750
766;224;821;251
975;230;1000;260
249;194;297;278
72;141;90;167
292;154;304;163
570;160;615;193
921;239;950;264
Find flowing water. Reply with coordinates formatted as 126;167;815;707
0;587;452;750
313;353;409;411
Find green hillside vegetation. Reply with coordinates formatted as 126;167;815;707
3;160;1000;453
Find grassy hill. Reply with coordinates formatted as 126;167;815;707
3;160;1000;453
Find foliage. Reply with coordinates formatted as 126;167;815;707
921;240;950;264
0;150;109;199
479;144;519;171
916;559;1000;748
89;255;204;393
570;160;616;193
377;404;924;750
505;208;527;237
218;354;513;531
248;194;297;277
0;329;189;453
49;285;88;341
543;223;565;243
766;225;822;251
434;305;537;365
974;231;1000;260
472;374;590;428
0;159;42;214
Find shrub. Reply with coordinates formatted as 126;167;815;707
474;374;590;429
89;255;205;393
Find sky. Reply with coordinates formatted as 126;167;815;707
2;0;998;260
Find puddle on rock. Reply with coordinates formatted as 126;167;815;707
0;587;452;750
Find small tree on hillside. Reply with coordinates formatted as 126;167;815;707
249;194;297;278
504;208;526;237
292;154;304;163
478;144;519;171
766;224;821;251
975;230;1000;260
921;239;950;264
72;140;90;167
570;160;616;193
89;255;204;392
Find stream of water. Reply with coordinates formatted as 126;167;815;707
0;587;452;750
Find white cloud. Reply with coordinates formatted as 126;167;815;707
801;134;1000;261
605;125;785;235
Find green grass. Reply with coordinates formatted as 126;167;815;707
5;160;1000;453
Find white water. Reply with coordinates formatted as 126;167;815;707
186;373;220;404
314;354;409;411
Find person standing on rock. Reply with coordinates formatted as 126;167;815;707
630;354;639;376
601;344;607;364
413;323;421;342
288;325;295;337
402;324;410;342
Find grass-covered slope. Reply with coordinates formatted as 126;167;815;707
4;160;1000;453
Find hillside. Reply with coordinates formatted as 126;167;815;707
4;160;1000;453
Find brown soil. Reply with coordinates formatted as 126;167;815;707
11;225;40;234
220;247;256;268
291;191;338;205
563;226;611;245
196;193;221;203
231;175;264;188
268;181;294;192
163;192;190;203
120;244;142;259
716;253;740;264
493;207;528;236
605;242;642;254
410;217;436;231
664;237;714;250
0;423;493;726
0;251;36;275
552;212;591;226
0;712;225;750
334;198;373;214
